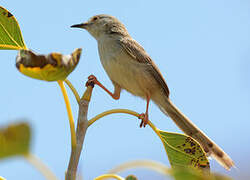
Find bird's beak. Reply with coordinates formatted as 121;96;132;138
71;22;88;29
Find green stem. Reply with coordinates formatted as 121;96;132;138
88;109;161;137
88;109;139;127
64;79;80;104
88;108;168;159
58;80;77;149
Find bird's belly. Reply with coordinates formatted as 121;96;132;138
98;39;159;98
101;54;156;98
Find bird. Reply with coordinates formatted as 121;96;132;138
71;14;234;170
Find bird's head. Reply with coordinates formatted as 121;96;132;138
71;14;129;40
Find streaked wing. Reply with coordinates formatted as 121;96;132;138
119;37;169;97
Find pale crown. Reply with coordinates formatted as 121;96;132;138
84;14;129;40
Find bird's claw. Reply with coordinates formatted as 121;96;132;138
138;113;149;128
85;75;98;87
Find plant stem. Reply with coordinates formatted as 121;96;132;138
65;86;93;180
88;109;168;161
108;160;170;176
88;109;163;142
88;109;139;127
65;79;80;104
24;153;59;180
58;80;77;149
94;174;125;180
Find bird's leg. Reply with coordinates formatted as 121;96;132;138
85;75;121;100
139;94;150;128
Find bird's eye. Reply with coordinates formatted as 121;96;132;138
93;17;98;21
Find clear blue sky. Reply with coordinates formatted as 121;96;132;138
1;1;250;179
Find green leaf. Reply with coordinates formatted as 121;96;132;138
16;48;82;81
125;175;138;180
171;168;205;180
170;168;233;180
158;130;210;171
0;123;31;159
0;6;26;50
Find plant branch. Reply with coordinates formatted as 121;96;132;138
88;109;160;135
88;109;168;161
58;80;77;149
88;109;139;127
65;97;164;180
65;86;93;180
65;79;80;104
88;108;164;142
24;153;59;180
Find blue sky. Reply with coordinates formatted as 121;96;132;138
1;1;250;179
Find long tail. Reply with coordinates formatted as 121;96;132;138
157;98;234;170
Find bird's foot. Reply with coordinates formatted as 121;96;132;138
138;113;149;128
85;75;98;87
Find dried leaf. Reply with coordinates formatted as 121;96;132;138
16;48;82;81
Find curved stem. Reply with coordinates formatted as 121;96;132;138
58;80;77;149
88;109;160;137
147;122;169;159
94;174;125;180
88;109;139;127
65;79;80;104
88;108;168;158
24;153;59;180
108;160;170;176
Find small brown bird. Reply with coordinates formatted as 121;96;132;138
71;14;234;170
